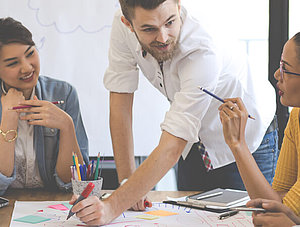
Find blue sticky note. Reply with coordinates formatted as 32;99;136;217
14;215;51;224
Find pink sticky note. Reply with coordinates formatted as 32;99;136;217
48;204;69;211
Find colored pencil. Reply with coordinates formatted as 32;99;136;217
94;152;100;180
74;154;81;181
72;152;76;166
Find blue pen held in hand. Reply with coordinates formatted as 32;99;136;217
198;87;255;120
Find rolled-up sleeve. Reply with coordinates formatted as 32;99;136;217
160;48;221;143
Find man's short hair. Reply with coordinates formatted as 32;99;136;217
119;0;179;23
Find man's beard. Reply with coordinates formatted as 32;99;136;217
135;32;179;62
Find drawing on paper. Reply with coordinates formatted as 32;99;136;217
11;201;253;227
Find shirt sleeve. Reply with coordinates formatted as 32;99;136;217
103;10;139;93
161;47;221;143
272;108;300;216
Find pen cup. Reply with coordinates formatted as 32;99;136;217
71;177;103;198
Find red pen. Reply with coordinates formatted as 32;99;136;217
86;164;91;180
144;200;152;208
66;182;95;220
11;100;64;110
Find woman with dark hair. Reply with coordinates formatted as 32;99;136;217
219;32;300;226
0;17;89;195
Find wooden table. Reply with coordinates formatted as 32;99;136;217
0;189;196;227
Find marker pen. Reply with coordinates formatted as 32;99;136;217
66;182;95;220
144;200;152;208
218;210;239;220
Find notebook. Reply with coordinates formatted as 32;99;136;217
186;188;249;207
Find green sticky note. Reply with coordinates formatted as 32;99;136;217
14;215;51;224
62;202;72;209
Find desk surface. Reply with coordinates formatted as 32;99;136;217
1;189;196;227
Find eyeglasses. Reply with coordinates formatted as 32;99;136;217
280;59;300;80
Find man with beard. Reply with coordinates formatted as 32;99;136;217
68;0;277;225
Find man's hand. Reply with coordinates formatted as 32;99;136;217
130;196;151;211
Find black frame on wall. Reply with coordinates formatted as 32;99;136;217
269;0;289;149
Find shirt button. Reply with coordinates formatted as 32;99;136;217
160;83;163;87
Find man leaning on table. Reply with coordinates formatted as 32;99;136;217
69;0;277;225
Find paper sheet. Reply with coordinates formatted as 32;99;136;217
10;201;254;226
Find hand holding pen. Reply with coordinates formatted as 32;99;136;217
67;182;95;220
199;87;255;120
218;97;250;148
247;198;300;225
16;96;71;130
11;100;64;110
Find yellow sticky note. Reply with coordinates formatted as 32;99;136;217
135;215;159;220
145;210;178;216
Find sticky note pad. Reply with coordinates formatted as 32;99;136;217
145;210;178;216
135;214;159;220
14;215;51;224
48;204;69;211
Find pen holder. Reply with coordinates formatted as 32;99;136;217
71;177;103;198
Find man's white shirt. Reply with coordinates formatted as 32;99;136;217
104;7;276;169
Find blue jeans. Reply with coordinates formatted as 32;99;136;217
177;120;279;191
